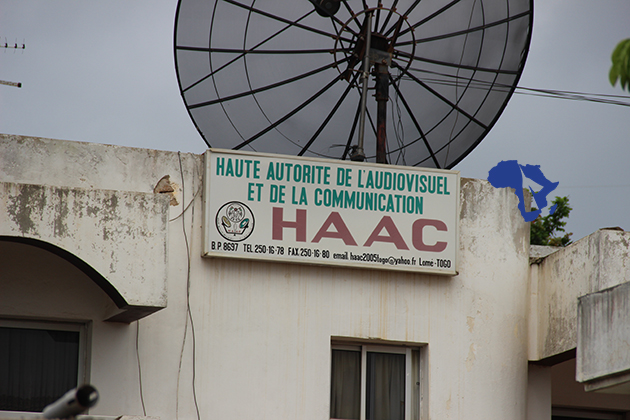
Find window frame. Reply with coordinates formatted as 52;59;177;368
331;341;425;420
552;407;625;420
0;318;91;415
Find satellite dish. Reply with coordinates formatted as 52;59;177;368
174;0;532;169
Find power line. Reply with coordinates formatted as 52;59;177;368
560;184;630;189
404;66;630;108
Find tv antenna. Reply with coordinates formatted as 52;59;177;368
1;39;25;88
174;0;532;168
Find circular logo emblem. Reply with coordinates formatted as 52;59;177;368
215;201;255;242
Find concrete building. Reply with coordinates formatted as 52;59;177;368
1;133;629;420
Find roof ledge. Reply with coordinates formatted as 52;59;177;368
0;182;169;323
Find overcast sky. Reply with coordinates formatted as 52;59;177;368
1;0;630;242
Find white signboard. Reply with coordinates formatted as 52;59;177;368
203;149;459;275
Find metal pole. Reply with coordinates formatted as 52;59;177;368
375;62;388;164
351;12;373;162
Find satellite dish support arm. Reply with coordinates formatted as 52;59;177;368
351;11;373;162
375;62;389;164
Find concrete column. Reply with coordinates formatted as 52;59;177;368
527;364;551;420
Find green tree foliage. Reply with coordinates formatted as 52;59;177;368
530;196;572;247
609;39;630;91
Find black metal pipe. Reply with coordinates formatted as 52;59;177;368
375;63;389;164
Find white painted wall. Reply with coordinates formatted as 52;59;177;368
0;135;533;420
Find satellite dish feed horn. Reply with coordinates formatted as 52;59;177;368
309;0;342;17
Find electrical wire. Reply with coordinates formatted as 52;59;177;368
175;297;188;420
513;85;630;107
403;67;630;108
169;186;202;223
139;157;204;419
559;184;630;189
445;0;479;168
175;152;202;420
390;67;407;165
136;320;147;416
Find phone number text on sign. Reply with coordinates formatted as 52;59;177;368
209;240;453;270
203;149;460;275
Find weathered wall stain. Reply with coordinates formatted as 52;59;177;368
6;183;47;236
54;188;70;237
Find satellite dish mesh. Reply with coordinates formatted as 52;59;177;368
174;0;532;169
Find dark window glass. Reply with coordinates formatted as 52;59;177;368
366;352;405;420
0;326;80;412
330;349;361;419
553;417;619;420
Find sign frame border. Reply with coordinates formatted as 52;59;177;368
202;148;460;276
